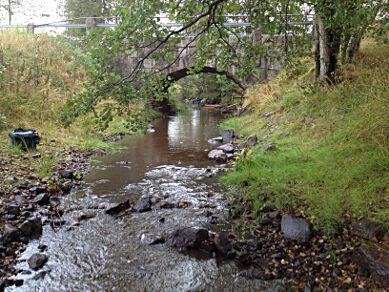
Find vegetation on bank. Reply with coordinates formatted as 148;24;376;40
221;40;388;233
0;31;154;153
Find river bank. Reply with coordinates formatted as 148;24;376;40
0;140;98;289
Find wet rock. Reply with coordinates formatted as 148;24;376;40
352;243;389;287
5;204;20;215
217;143;235;153
31;193;50;205
33;270;48;280
77;210;97;221
351;219;385;242
133;196;152;213
105;200;131;215
0;280;5;291
140;233;165;245
38;243;48;251
3;224;20;242
208;150;227;163
159;202;176;209
221;129;235;143
281;215;312;242
27;253;48;270
147;124;156;133
19;217;42;239
247;134;258;146
29;186;46;194
263;142;276;152
168;227;209;249
208;137;223;144
214;233;232;256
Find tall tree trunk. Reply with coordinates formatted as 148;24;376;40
314;14;341;83
8;0;12;25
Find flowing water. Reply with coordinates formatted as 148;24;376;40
9;109;284;291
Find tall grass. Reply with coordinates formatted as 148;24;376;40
221;40;389;233
0;31;88;129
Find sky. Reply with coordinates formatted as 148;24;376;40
0;0;65;33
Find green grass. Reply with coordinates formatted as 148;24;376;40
221;40;389;233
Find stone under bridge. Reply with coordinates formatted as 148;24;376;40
111;29;283;89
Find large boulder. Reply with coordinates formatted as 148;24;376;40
281;215;312;242
351;219;385;242
168;227;209;249
221;129;235;143
19;217;42;239
208;150;227;163
133;196;152;213
27;253;48;270
352;243;389;287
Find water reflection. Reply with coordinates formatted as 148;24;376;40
86;109;223;196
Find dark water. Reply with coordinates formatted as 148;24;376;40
9;109;284;291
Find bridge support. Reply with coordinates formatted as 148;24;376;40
85;18;97;34
26;23;35;34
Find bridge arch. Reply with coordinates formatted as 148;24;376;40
166;66;246;90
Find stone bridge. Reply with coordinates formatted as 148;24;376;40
111;29;283;89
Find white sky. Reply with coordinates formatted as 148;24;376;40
0;0;65;33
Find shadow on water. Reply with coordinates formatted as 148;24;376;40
9;109;284;292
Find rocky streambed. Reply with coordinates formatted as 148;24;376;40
1;109;388;291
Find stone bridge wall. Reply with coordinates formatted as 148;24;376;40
111;29;284;87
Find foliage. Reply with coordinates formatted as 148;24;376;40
169;73;242;105
221;40;389;233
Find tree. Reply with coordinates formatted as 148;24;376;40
65;0;384;126
0;0;21;25
64;0;116;36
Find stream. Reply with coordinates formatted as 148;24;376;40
8;109;284;291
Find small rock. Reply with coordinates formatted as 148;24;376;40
268;211;280;219
77;210;96;221
281;215;312;242
3;224;20;242
260;217;273;226
27;253;48;270
159;202;176;209
351;219;385;242
6;176;17;183
214;233;232;255
352;243;389;287
140;233;165;245
19;217;42;239
38;243;48;251
133;196;152;212
208;137;223;144
263;142;276;152
217;143;235;153
105;200;131;215
221;129;235;143
31;193;50;205
58;170;73;179
247;134;258;146
6;204;20;215
168;227;209;249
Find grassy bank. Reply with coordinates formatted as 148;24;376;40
221;40;388;233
